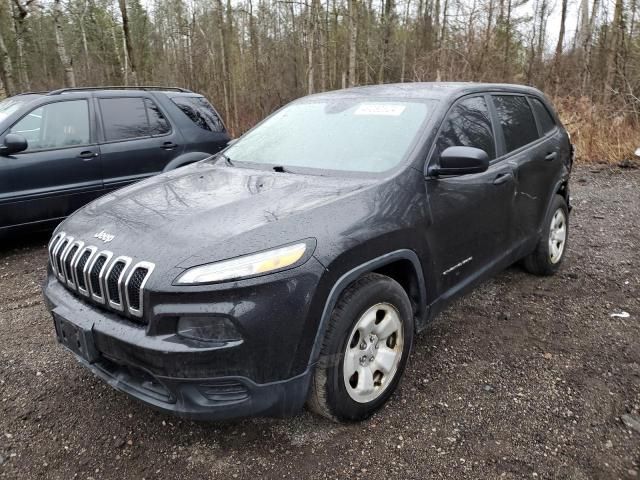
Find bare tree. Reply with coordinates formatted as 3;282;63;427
53;0;76;87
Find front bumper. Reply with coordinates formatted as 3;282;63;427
42;260;325;420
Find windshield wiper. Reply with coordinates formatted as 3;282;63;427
272;165;289;173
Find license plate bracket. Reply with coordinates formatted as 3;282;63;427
53;311;99;363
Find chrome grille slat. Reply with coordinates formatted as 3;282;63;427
88;251;113;304
56;237;74;282
77;246;97;297
64;241;84;288
48;232;65;274
124;261;155;318
105;256;132;311
49;233;154;323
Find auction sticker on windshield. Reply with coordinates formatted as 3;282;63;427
354;104;406;116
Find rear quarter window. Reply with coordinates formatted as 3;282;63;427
171;96;224;133
530;97;556;134
492;95;539;153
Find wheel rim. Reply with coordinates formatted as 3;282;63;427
343;302;404;404
548;208;567;264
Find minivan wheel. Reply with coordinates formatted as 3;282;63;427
307;273;414;422
522;194;569;276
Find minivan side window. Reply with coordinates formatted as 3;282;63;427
435;96;496;160
492;95;539;152
529;97;556;135
99;97;170;142
10;100;90;152
171;96;224;132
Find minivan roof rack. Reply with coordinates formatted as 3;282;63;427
47;86;192;95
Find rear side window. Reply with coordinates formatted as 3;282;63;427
10;100;90;151
100;97;170;142
435;96;496;160
171;96;224;132
529;97;556;134
492;95;539;152
145;99;171;135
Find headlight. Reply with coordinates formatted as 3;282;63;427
176;242;308;285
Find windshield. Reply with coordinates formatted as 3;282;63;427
225;99;435;173
0;95;40;123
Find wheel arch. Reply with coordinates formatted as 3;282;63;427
308;249;427;368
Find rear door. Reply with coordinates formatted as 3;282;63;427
426;94;516;297
96;95;185;192
0;98;102;230
490;94;559;246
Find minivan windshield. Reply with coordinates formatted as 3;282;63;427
225;99;435;173
0;95;41;123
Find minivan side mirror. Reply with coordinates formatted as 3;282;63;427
0;134;28;155
430;146;490;176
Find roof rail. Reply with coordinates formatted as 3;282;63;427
46;86;192;95
13;91;49;96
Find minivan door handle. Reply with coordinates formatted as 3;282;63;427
493;172;513;185
545;152;558;161
161;142;178;150
78;150;99;160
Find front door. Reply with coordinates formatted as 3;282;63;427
0;99;102;231
425;95;516;298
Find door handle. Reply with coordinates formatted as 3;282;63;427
493;172;513;185
545;152;558;161
161;142;178;150
78;151;98;160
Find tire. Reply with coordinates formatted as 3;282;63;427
307;273;414;422
522;194;569;276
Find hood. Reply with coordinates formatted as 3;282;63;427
60;161;377;270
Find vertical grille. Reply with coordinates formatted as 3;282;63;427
126;267;148;311
55;238;71;278
64;244;79;283
47;231;154;322
105;256;131;309
89;255;108;299
75;250;92;291
48;232;65;274
107;263;124;301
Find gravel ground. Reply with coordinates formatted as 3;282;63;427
1;165;639;480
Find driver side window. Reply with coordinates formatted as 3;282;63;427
10;100;90;152
435;96;496;160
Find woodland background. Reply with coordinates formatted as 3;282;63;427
0;0;638;163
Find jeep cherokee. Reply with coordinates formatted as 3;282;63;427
43;83;572;422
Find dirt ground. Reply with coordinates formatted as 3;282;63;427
1;165;639;480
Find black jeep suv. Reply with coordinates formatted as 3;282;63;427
43;83;572;422
0;87;230;237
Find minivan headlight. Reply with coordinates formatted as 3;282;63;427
176;242;307;285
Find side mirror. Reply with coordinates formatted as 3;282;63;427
635;147;640;158
431;146;489;176
0;133;28;155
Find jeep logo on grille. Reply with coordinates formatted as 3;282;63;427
94;231;115;243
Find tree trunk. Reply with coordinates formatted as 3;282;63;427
378;0;394;84
53;0;76;87
0;31;17;96
118;0;137;85
11;0;30;90
347;0;357;87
